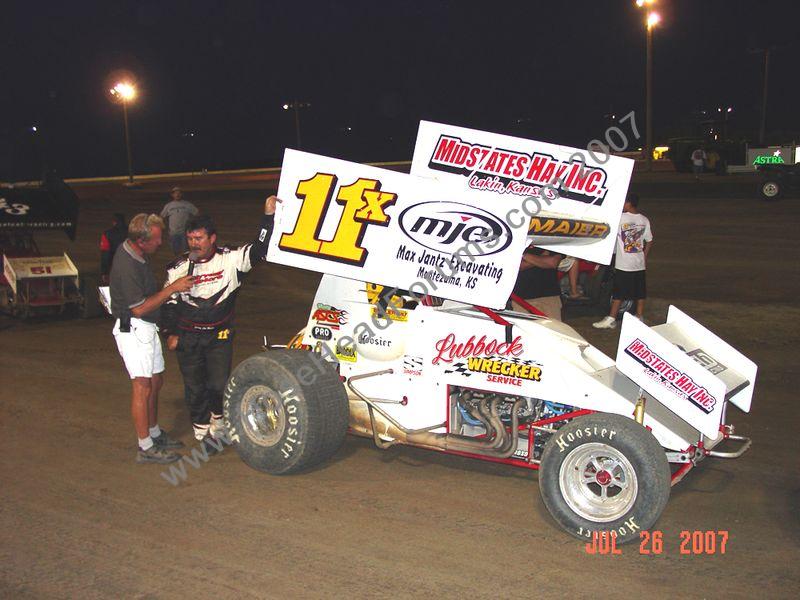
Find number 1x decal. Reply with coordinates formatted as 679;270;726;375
279;173;397;266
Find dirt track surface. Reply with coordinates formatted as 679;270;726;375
1;172;799;598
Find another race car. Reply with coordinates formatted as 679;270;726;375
0;177;102;318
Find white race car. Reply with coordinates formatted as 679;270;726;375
223;275;756;543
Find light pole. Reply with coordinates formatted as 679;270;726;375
110;81;137;184
283;100;311;149
637;1;660;171
758;47;771;145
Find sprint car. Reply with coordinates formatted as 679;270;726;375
222;125;756;542
222;276;756;543
0;177;101;318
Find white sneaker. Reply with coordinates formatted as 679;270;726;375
209;416;226;440
593;316;617;329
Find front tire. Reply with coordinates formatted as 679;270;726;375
539;413;670;544
223;350;348;474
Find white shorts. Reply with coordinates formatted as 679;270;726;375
113;318;165;379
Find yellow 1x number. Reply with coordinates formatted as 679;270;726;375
279;173;397;266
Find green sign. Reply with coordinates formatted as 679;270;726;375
753;155;785;165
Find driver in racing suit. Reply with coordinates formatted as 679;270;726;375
161;196;280;450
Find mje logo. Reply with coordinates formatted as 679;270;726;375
398;201;511;256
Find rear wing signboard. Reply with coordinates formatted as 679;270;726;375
0;179;80;240
268;149;531;309
2;253;79;295
410;121;635;265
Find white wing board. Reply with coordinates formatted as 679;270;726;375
3;253;79;295
268;149;531;309
411;121;634;265
664;306;757;413
616;313;727;439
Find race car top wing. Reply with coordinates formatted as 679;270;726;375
410;121;635;265
268;149;531;310
0;177;80;241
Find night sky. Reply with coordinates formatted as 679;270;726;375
2;0;798;180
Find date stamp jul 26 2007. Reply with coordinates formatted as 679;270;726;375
584;530;729;556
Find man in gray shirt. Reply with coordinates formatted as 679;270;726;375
110;213;194;464
160;186;198;255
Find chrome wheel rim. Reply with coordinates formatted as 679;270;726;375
762;182;779;197
559;442;638;522
241;385;285;447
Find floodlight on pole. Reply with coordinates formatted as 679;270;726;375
110;81;137;184
636;0;659;171
282;100;311;149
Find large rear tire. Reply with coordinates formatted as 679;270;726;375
223;350;348;474
539;413;670;544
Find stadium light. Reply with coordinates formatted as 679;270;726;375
283;100;311;149
636;1;660;171
109;81;137;184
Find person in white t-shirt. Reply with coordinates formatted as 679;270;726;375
691;148;706;180
593;193;653;329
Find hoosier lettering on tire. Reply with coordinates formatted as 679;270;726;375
222;349;349;475
539;413;671;544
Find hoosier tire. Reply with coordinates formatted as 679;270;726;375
539;413;670;545
223;350;348;475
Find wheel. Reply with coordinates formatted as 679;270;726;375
759;180;782;201
539;413;670;544
223;349;349;474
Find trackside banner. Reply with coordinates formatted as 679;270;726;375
268;150;531;308
410;121;635;264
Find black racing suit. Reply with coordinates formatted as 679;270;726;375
161;215;274;440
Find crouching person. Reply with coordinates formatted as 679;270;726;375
110;214;195;464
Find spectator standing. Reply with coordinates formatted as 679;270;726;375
511;245;564;320
691;147;707;180
593;193;653;329
109;213;194;464
99;212;126;285
160;186;198;255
